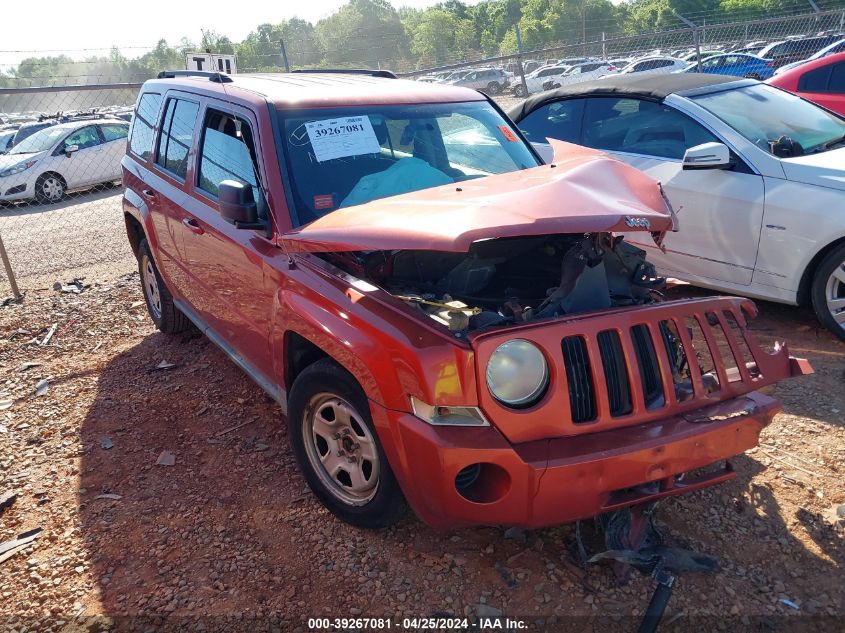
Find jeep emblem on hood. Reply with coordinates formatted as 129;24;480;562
625;216;651;229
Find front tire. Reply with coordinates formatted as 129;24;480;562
138;238;190;333
513;84;527;97
35;173;66;204
287;358;406;529
810;242;845;341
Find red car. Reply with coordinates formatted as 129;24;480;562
767;51;845;115
122;69;810;530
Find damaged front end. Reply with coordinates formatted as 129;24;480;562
321;231;665;334
282;152;811;532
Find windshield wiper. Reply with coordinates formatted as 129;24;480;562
815;134;845;152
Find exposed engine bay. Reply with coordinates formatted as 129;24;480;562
322;232;665;333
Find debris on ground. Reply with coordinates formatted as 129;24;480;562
0;490;17;514
0;281;842;627
156;450;176;466
52;278;89;294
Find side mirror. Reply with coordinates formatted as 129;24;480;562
64;144;79;156
682;142;731;170
531;141;554;164
219;179;262;228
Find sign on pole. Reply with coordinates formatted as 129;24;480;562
185;53;237;74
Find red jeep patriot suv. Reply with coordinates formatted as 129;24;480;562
122;69;809;529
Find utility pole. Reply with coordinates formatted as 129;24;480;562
582;5;587;56
280;40;290;72
673;11;702;72
515;24;529;98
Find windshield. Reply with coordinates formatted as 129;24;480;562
277;101;539;226
692;84;845;155
10;126;66;154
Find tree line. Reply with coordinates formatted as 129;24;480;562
1;0;843;87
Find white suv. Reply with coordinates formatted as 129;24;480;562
0;118;128;204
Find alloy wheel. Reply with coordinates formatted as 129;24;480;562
303;393;380;506
824;262;845;329
41;177;64;202
141;255;162;320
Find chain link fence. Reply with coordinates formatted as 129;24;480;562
0;84;141;296
401;7;845;111
0;7;843;298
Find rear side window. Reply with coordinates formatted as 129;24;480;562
100;124;128;142
517;99;585;144
129;93;161;159
799;62;845;93
156;98;199;179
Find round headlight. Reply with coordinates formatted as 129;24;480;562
486;339;549;407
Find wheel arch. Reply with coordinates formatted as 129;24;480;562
124;212;145;259
798;235;845;306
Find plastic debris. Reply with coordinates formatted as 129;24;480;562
100;437;113;450
779;598;800;610
40;323;58;346
95;493;122;501
0;399;12;411
157;450;176;466
35;379;50;397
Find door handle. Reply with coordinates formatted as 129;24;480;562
142;189;156;198
182;217;205;235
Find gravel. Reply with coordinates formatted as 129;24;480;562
0;273;843;631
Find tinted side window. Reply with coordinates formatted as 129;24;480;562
830;62;845;92
100;124;128;142
517;99;585;144
156;98;199;179
799;65;832;92
581;97;718;160
128;92;161;159
198;109;267;219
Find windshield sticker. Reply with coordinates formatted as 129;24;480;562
305;116;381;162
313;194;334;210
498;125;519;142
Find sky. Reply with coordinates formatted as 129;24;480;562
0;0;486;68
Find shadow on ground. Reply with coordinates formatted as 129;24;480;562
76;311;844;631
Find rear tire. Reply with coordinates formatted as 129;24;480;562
287;358;406;529
486;81;502;95
810;242;845;342
138;238;190;334
35;173;66;204
513;84;527;97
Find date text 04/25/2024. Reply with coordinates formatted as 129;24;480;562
307;617;529;630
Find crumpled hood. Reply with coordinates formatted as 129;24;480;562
282;140;676;253
781;146;845;191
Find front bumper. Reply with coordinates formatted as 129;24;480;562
376;391;780;529
0;176;33;201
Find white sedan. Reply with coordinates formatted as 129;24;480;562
513;65;571;97
616;56;689;75
510;74;845;339
0;118;128;204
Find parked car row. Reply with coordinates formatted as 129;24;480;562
413;31;845;97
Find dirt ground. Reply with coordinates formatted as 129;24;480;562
1;274;843;632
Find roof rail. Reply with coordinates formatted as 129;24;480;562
157;70;233;83
291;69;397;79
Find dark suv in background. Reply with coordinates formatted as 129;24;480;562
759;34;843;67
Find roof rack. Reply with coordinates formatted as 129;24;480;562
157;70;233;84
291;69;397;79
